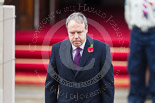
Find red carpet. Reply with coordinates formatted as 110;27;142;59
15;18;131;87
15;49;129;61
15;72;130;88
16;26;130;47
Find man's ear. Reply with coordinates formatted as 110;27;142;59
85;26;88;33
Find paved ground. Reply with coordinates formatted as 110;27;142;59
15;84;152;103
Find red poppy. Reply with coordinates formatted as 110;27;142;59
88;47;94;53
87;44;94;53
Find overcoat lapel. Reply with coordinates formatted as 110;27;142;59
59;39;75;76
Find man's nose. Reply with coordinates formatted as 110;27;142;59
74;33;79;38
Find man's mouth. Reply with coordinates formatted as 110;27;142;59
74;41;80;43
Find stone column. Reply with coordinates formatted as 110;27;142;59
49;0;55;24
0;1;4;103
0;2;15;103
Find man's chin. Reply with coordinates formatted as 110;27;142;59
73;43;81;47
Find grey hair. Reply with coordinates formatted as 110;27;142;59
66;12;88;29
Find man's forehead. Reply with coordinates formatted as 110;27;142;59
69;29;84;32
68;20;84;25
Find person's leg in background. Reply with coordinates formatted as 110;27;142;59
128;27;147;103
146;28;155;103
145;67;152;100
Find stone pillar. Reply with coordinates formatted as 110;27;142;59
49;0;55;24
34;0;39;29
0;1;4;103
0;3;15;103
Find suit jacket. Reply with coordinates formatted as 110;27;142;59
45;35;114;103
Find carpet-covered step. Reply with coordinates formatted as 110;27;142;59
15;72;129;88
15;50;129;61
15;72;46;85
15;59;128;75
15;64;128;75
15;45;129;61
16;30;130;47
15;50;50;59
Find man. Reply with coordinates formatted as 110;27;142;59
125;0;155;103
45;12;114;103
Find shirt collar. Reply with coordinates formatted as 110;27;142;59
72;38;87;51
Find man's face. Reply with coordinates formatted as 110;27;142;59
67;20;88;47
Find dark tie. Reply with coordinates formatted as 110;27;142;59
74;47;82;66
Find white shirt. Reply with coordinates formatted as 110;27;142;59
125;0;155;32
72;38;86;60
